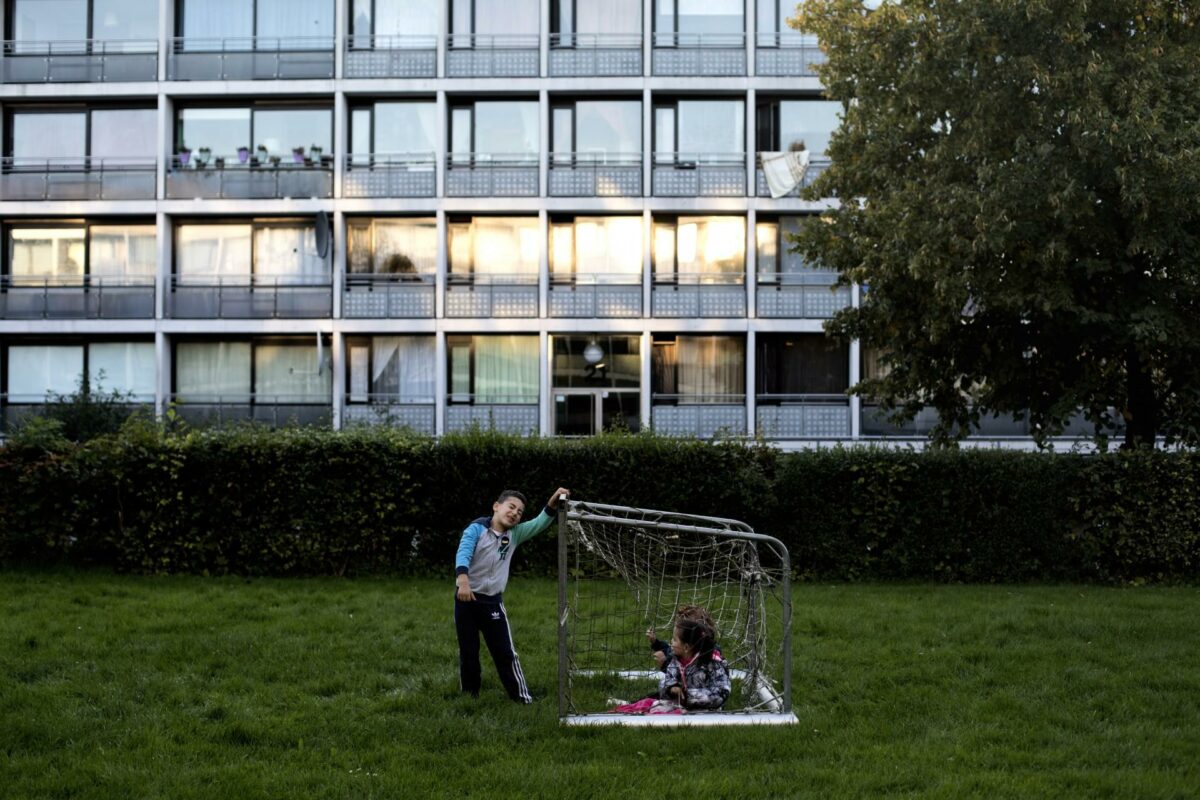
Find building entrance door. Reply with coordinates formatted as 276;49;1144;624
553;389;639;435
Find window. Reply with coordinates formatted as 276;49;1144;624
349;102;437;159
756;99;841;155
176;106;333;161
7;108;155;163
652;335;745;401
88;342;156;399
446;335;539;404
447;217;540;277
6;223;154;283
448;101;539;159
5;341;153;401
450;0;538;39
8;0;156;50
653;216;745;283
174;340;329;401
179;0;333;47
655;0;742;40
346;336;435;403
549;217;643;282
550;100;642;160
351;0;438;43
347;218;437;276
755;217;834;283
175;341;252;399
552;0;640;37
654;99;744;159
175;221;328;284
757;334;848;397
552;335;640;388
255;343;330;401
756;0;812;42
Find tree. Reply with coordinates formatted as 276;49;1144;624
791;0;1200;448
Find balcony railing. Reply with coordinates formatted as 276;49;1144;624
652;32;746;76
342;395;436;434
0;156;156;201
756;273;850;318
167;36;335;80
548;153;642;197
755;156;831;198
652;394;747;437
1;275;155;319
167;394;331;428
343;153;436;198
445;34;539;77
548;274;643;318
755;33;826;77
2;39;157;82
652;272;746;317
756;394;850;438
652;153;746;197
859;405;1101;439
446;395;539;434
166;155;333;200
343;34;437;78
168;275;333;319
343;273;436;318
2;397;153;434
444;273;538;318
445;154;538;197
548;33;642;76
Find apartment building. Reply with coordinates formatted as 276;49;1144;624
2;0;1034;445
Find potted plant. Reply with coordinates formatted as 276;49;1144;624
196;147;211;168
178;145;191;166
237;146;250;164
309;144;323;164
269;154;282;167
292;146;306;164
214;156;226;169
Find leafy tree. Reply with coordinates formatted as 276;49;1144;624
18;372;146;443
792;0;1200;448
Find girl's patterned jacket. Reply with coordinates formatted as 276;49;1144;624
658;652;731;710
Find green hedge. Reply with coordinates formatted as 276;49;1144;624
1;422;1197;583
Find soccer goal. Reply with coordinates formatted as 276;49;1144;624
557;500;796;726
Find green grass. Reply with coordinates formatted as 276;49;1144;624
1;572;1198;799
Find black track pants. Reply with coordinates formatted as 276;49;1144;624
454;597;532;703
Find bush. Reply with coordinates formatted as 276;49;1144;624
1;426;1197;583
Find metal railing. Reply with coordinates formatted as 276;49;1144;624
651;394;747;437
2;38;158;82
445;153;539;197
548;272;643;318
445;33;539;77
166;154;332;199
343;272;436;318
445;394;539;434
755;33;826;76
169;274;333;319
652;153;747;196
168;36;335;80
653;271;746;317
652;32;746;76
0;274;155;319
755;156;831;197
756;394;850;439
2;397;153;434
167;394;331;428
444;273;539;318
343;34;437;77
548;33;642;76
756;271;850;318
342;395;436;433
548;152;642;197
343;153;436;197
0;155;156;201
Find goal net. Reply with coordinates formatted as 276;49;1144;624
557;500;794;726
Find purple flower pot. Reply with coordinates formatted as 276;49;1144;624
179;151;191;166
237;148;250;164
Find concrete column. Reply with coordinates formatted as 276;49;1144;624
643;0;653;77
333;91;347;198
746;328;756;437
435;330;447;435
331;329;344;430
155;330;168;420
538;209;549;318
540;0;550;77
157;93;171;201
331;210;345;319
745;0;755;77
437;0;448;77
539;89;549;197
746;87;756;198
642;209;652;319
435;209;447;319
436;92;447;197
642;87;652;198
640;330;652;431
334;0;346;79
850;283;862;438
155;210;169;322
159;0;173;82
539;330;550;435
746;207;756;319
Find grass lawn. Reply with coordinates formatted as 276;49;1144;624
1;571;1197;799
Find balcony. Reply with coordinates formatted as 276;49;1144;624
754;34;826;77
755;156;830;198
548;33;642;76
342;396;436;434
1;275;154;319
859;405;1100;438
548;153;642;197
343;274;436;318
2;397;152;434
756;274;850;319
166;155;332;200
167;394;331;428
343;35;437;78
652;274;746;317
756;395;851;438
446;396;539;434
168;275;333;319
445;34;539;77
445;155;538;197
167;37;335;80
651;395;747;437
444;274;538;318
652;33;745;76
2;39;157;83
0;157;156;201
548;275;642;318
652;154;746;197
343;154;436;198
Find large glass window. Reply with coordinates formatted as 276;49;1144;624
88;342;155;399
652;335;745;400
175;342;252;398
175;222;328;284
7;107;154;162
347;336;435;402
175;340;329;401
450;101;539;157
255;344;330;400
550;217;643;281
653;216;746;281
180;0;332;45
448;217;540;277
176;225;253;283
757;334;849;396
11;0;86;45
7;224;154;282
451;0;538;36
447;335;538;403
347;218;437;275
6;345;84;400
89;226;156;278
92;0;159;40
90;110;157;161
180;0;253;41
656;0;743;37
755;217;834;282
550;100;642;156
9;112;86;160
349;102;437;156
176;106;332;161
757;99;841;155
553;0;641;35
253;226;326;284
352;0;438;39
552;335;640;389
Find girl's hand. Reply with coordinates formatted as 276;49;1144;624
653;651;667;668
645;626;656;643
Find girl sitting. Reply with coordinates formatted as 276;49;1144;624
609;613;731;714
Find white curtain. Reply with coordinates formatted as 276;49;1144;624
254;344;330;401
677;100;744;155
175;342;251;400
373;220;437;274
253;226;328;285
181;0;252;44
475;335;538;403
677;336;744;401
472;218;539;277
9;228;85;281
371;337;435;401
574;217;642;283
7;345;84;401
576;0;640;35
474;0;538;36
176;225;252;285
89;343;155;401
90;225;156;279
256;0;332;45
676;216;745;281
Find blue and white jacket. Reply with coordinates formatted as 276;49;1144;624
454;505;555;601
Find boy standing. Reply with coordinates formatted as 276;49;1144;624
454;487;569;703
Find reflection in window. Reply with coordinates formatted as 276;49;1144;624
755;217;835;283
551;101;642;157
350;103;437;157
553;0;640;36
175;107;332;160
180;0;332;47
88;226;157;278
656;0;743;38
757;334;848;396
351;0;438;41
176;342;252;399
255;344;331;400
451;0;538;37
655;100;745;157
8;224;154;282
11;0;86;47
448;217;540;277
7;345;85;400
550;217;643;282
347;218;437;275
450;102;539;157
653;217;746;282
346;336;435;401
89;342;156;400
10;113;86;161
757;99;841;155
447;335;539;403
552;335;641;388
652;335;745;401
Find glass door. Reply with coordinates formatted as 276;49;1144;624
555;389;640;435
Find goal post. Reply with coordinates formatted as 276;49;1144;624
557;500;796;726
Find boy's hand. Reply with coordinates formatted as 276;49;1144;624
455;574;475;602
547;488;571;509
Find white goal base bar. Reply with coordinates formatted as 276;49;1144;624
562;712;798;727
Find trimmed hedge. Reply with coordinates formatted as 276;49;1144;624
1;423;1197;583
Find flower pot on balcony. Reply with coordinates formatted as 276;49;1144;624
237;147;250;164
292;147;306;164
179;148;191;166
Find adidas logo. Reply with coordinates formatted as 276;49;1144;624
491;611;501;620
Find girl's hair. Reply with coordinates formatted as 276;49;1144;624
674;604;716;631
674;617;717;664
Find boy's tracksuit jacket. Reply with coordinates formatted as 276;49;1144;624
454;504;555;601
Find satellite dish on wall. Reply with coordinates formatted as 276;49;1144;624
315;211;331;259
